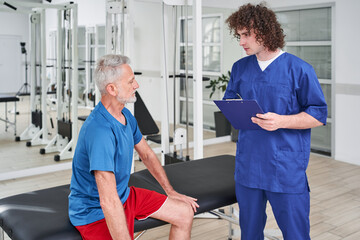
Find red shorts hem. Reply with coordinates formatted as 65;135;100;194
136;197;168;220
75;187;167;240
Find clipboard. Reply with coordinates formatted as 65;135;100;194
214;99;264;130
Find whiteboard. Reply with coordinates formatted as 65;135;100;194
0;35;22;94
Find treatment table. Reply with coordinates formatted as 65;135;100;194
0;94;19;136
0;155;236;240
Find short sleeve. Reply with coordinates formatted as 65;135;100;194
297;65;328;125
85;125;116;174
223;63;238;100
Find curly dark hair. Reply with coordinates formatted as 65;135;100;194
226;3;285;51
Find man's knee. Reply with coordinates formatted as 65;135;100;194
172;201;194;227
152;197;194;228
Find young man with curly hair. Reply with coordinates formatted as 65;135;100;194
224;3;327;240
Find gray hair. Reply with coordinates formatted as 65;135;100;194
94;54;130;95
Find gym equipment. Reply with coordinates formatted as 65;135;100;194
3;5;51;145
4;1;70;145
40;3;79;161
0;94;19;135
25;9;49;147
134;91;173;145
16;42;30;96
0;155;238;240
82;26;96;108
90;0;135;106
160;0;204;164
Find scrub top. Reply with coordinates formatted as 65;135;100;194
223;52;327;193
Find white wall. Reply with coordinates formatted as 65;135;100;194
0;11;29;39
332;0;360;165
0;11;30;93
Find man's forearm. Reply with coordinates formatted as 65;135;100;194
95;171;131;240
252;111;324;131
102;200;131;240
135;138;199;212
280;112;324;129
135;139;175;194
141;150;174;194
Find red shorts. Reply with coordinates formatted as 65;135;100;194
75;186;167;240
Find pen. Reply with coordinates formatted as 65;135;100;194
236;93;243;100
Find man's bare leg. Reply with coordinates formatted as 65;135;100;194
151;197;194;239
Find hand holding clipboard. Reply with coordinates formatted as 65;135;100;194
214;99;264;130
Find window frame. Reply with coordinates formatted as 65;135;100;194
178;13;224;129
275;3;335;156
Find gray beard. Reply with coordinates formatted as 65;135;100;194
116;95;137;104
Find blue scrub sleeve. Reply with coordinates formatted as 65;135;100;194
223;64;238;100
297;66;328;125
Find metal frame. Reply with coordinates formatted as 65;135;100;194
178;13;223;76
105;0;134;57
98;0;134;106
77;26;96;109
94;24;105;105
2;1;77;148
106;0;124;54
209;207;280;240
161;0;203;164
105;0;138;172
177;13;223;131
13;9;48;144
0;97;18;135
41;3;79;161
84;26;95;108
275;3;335;157
48;30;57;92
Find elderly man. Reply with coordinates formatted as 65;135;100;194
69;54;198;240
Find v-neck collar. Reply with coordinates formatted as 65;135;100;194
252;52;287;73
98;102;128;128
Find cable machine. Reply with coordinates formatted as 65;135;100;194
160;0;203;165
83;26;95;108
91;0;134;105
106;0;126;55
40;2;79;161
0;2;33;138
2;1;51;147
2;1;72;148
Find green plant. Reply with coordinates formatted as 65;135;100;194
205;71;231;98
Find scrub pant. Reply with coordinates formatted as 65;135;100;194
235;183;310;240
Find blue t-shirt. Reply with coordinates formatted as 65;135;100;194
68;102;142;226
223;53;327;193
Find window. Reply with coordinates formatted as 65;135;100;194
276;6;333;155
179;15;222;74
179;14;222;129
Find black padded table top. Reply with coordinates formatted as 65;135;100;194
131;155;236;232
0;155;235;240
0;94;19;102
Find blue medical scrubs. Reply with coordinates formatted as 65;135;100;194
223;52;327;239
